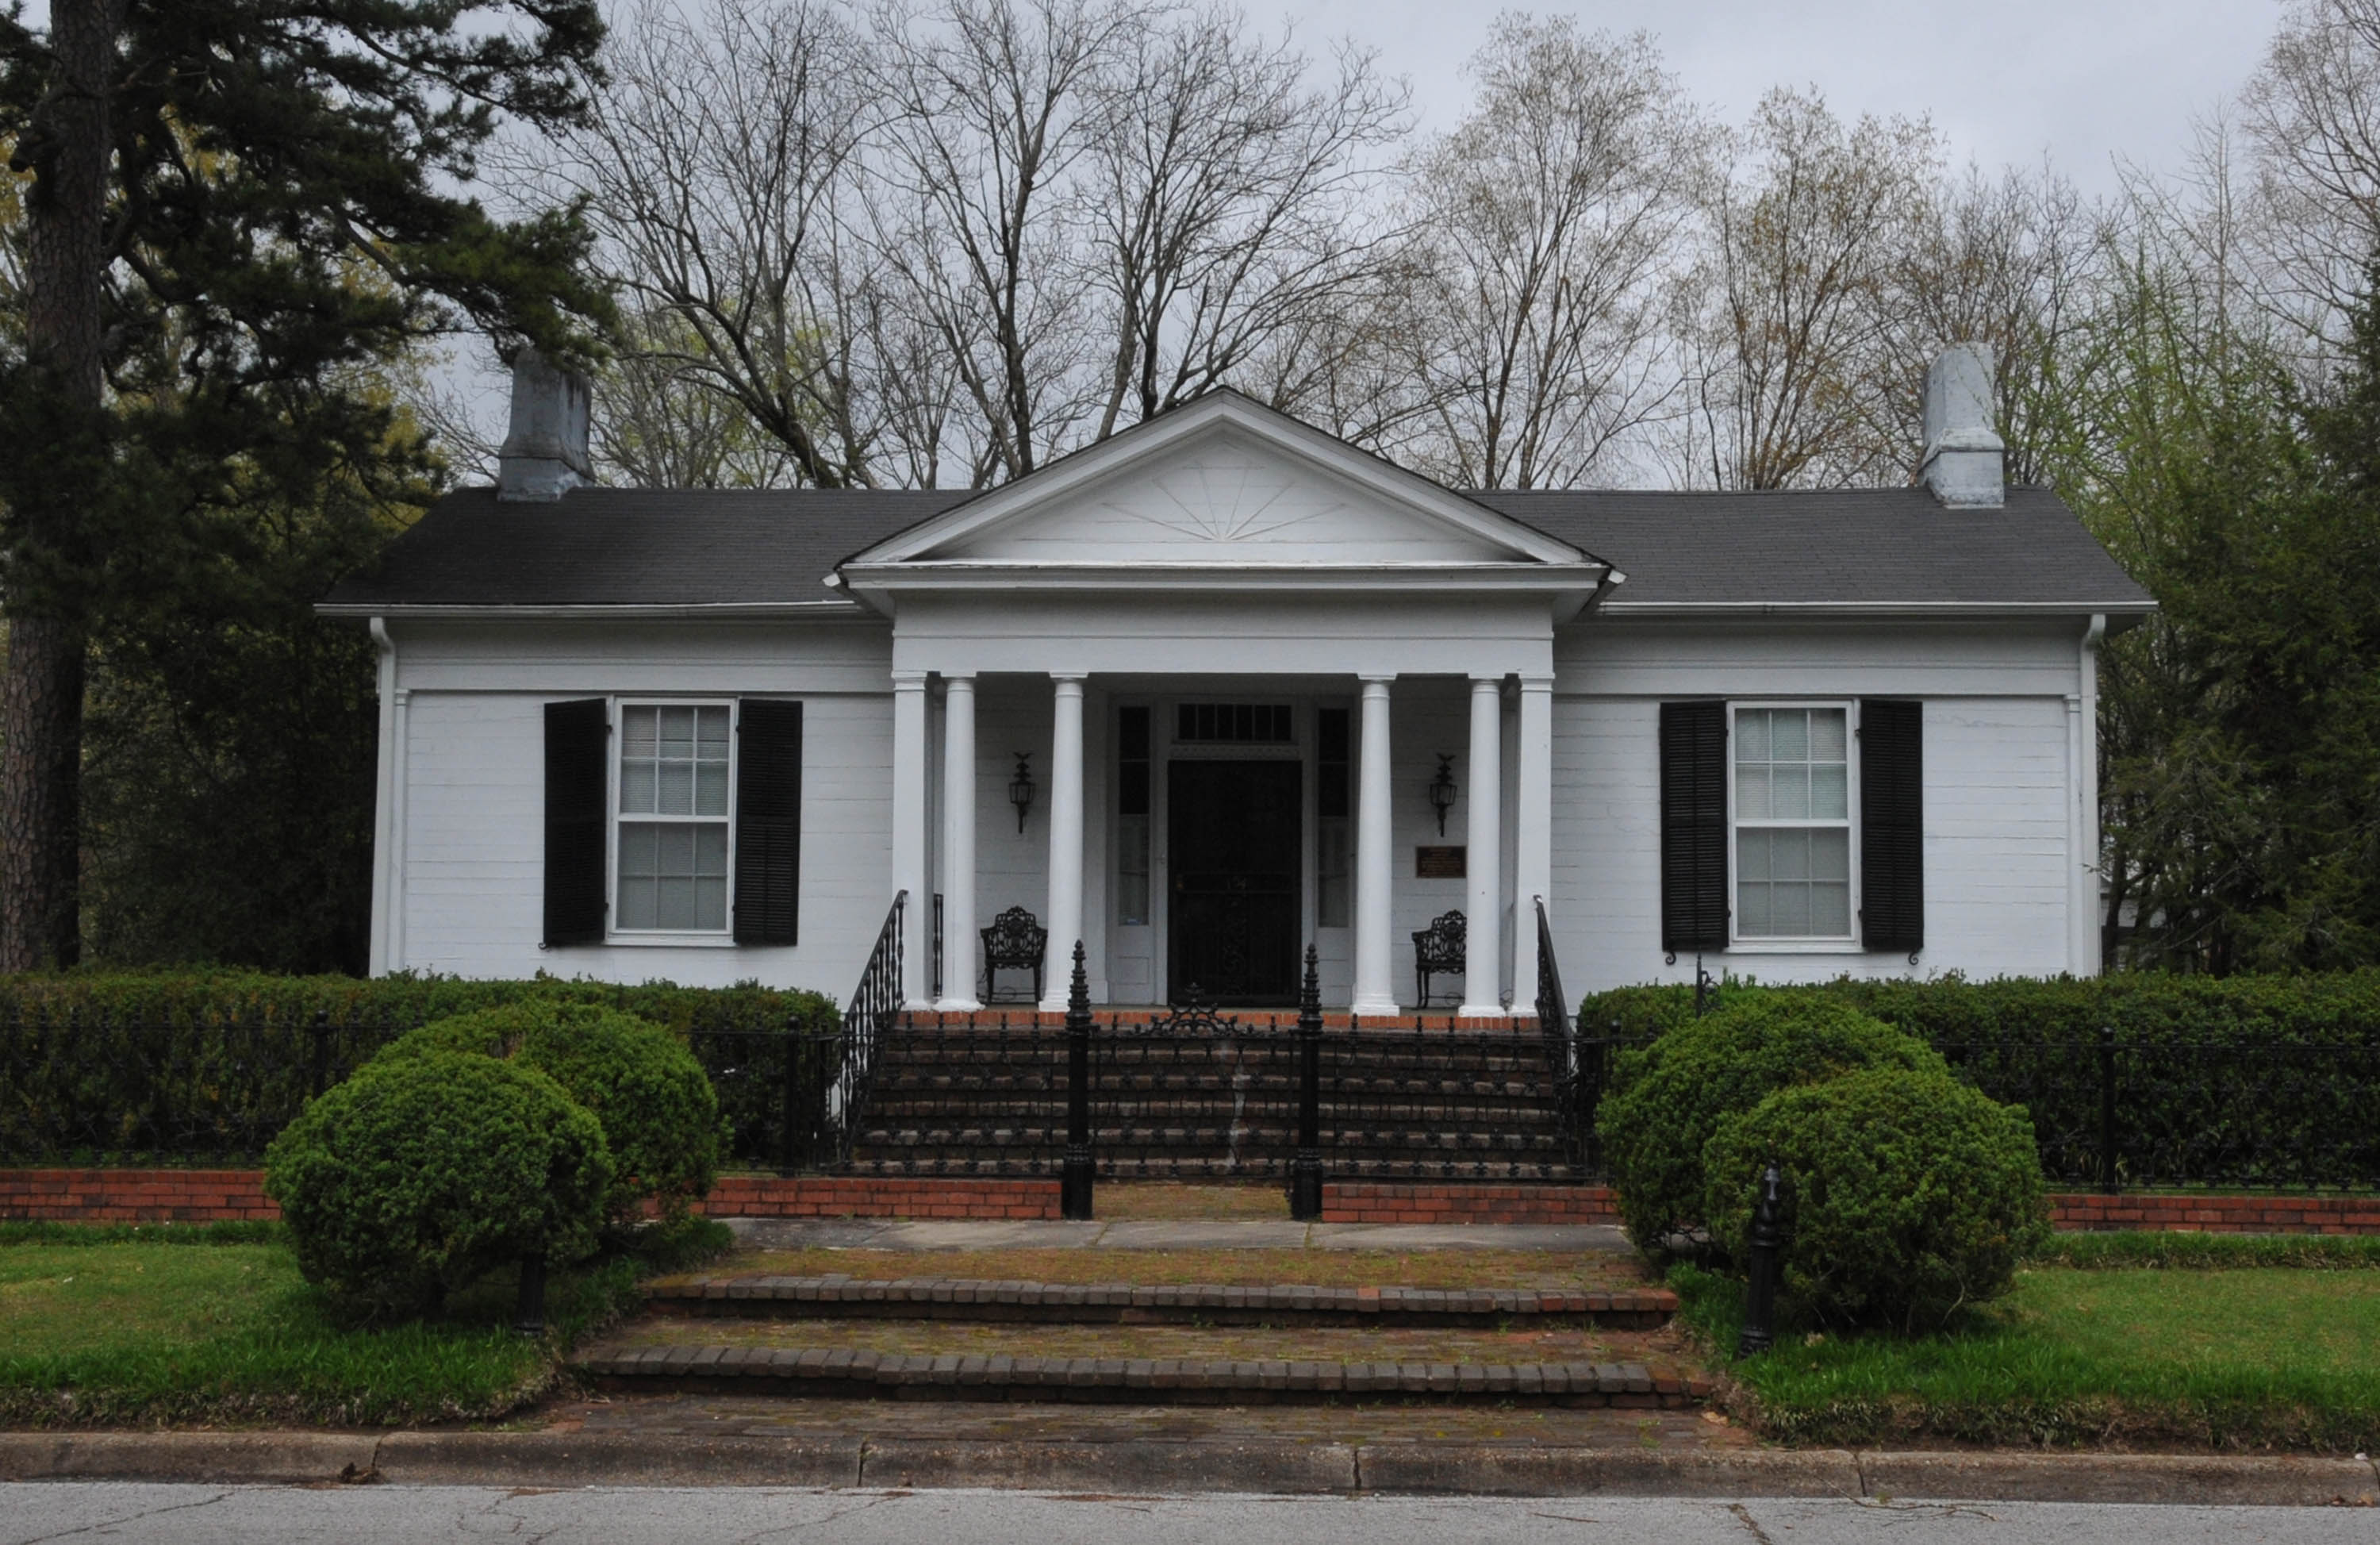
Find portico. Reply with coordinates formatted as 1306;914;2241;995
838;390;1606;1021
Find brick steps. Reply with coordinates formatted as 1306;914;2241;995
644;1274;1676;1329
582;1347;1710;1408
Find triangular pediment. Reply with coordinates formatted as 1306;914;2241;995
845;393;1586;571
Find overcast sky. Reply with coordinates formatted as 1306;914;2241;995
1276;0;2284;194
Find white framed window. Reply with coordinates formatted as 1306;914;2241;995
611;700;735;936
1730;703;1856;943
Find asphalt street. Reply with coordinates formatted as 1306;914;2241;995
3;1484;2375;1544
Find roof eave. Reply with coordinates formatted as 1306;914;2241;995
313;600;873;621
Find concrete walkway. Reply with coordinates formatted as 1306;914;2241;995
721;1218;1630;1251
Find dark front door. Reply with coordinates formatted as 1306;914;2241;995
1169;759;1301;1005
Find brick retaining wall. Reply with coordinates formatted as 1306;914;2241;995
6;1170;2376;1232
0;1170;1061;1224
2049;1192;2380;1234
698;1176;1060;1220
0;1169;279;1223
1318;1182;1623;1225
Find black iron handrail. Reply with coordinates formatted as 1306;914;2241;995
825;890;907;1170
1534;896;1589;1168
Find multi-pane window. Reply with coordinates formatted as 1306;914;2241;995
1315;707;1351;927
1116;706;1151;926
1733;706;1851;939
617;704;731;932
1176;703;1292;743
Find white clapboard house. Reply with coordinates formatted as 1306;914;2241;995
321;347;2152;1020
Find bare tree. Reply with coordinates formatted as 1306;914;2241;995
2243;0;2380;346
1887;162;2096;486
1669;88;1939;490
866;0;1127;483
528;0;877;486
1079;7;1405;439
1392;18;1710;489
594;305;808;487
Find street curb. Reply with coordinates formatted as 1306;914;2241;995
2;1430;2376;1505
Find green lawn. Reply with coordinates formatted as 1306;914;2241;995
1675;1259;2380;1451
0;1220;729;1427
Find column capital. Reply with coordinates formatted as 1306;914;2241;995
941;670;977;683
1518;673;1556;691
1468;671;1508;685
1357;671;1397;686
891;668;931;687
1050;671;1088;686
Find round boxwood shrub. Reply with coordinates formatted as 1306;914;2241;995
263;1051;612;1316
378;1000;721;1219
1595;994;1947;1253
1702;1065;2050;1331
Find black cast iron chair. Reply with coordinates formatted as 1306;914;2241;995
980;905;1050;1002
1411;909;1465;1008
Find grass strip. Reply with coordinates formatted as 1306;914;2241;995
2033;1232;2380;1270
0;1220;286;1248
1671;1263;2380;1451
693;1247;1649;1292
0;1216;733;1427
603;1313;1688;1368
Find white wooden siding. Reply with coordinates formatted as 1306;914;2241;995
1547;616;2085;990
394;686;896;997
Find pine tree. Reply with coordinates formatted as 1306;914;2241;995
0;0;612;969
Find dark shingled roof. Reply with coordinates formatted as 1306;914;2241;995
322;481;2151;613
1472;485;2152;610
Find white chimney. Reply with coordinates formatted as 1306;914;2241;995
497;345;593;502
1919;343;2005;508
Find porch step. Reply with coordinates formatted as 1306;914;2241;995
580;1347;1709;1408
643;1274;1676;1329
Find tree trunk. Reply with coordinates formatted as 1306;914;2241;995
0;0;120;970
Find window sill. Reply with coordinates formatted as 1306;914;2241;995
1726;940;1864;954
604;932;741;948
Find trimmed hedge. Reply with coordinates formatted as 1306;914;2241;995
1580;974;2380;1190
263;1051;613;1317
1595;996;1946;1253
1704;1067;2050;1331
378;1001;724;1220
0;970;836;1166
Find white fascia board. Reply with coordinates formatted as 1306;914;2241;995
313;600;869;621
1596;599;2159;619
842;394;1590;568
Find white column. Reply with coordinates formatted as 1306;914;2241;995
1041;673;1087;1011
937;673;981;1011
892;670;931;1006
1352;674;1399;1018
1512;674;1553;1021
2081;616;2105;974
386;686;410;974
1460;675;1505;1019
368;621;397;977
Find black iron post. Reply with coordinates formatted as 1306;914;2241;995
512;1251;547;1338
1289;944;1324;1220
2098;1022;2119;1194
1693;955;1714;1017
778;1009;804;1177
1061;942;1096;1220
1737;1164;1787;1357
308;1008;332;1100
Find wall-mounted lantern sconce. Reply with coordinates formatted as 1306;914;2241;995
1427;754;1457;838
1009;752;1036;833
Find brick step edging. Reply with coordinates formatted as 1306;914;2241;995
647;1275;1675;1328
584;1347;1708;1408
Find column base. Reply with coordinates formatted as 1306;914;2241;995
1349;995;1402;1019
1456;1001;1511;1021
931;996;983;1014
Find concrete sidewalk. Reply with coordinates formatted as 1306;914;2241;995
722;1218;1630;1251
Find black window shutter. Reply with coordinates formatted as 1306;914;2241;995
1660;701;1729;953
543;698;609;947
734;699;804;947
1860;698;1925;952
